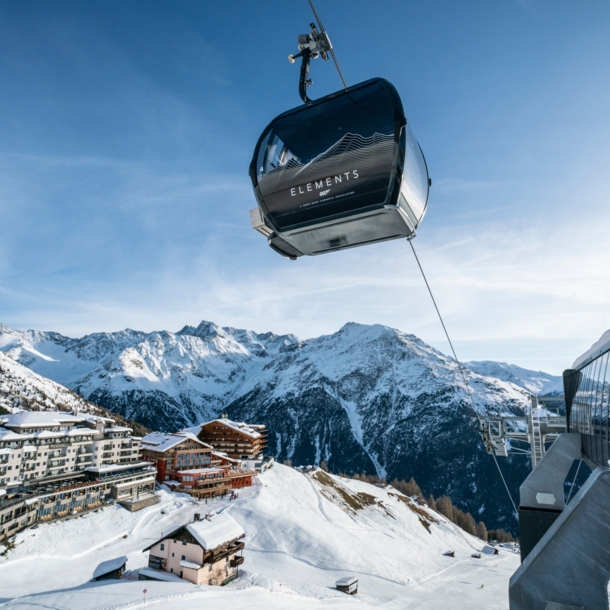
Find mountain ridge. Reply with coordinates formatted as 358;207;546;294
0;319;560;529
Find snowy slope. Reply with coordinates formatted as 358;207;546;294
0;464;519;609
0;351;103;415
465;360;563;395
0;352;148;434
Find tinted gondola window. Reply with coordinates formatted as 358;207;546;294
255;81;396;231
400;124;429;224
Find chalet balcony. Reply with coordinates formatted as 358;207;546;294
230;555;245;568
195;480;232;492
212;541;245;563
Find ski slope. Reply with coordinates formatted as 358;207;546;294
0;464;519;609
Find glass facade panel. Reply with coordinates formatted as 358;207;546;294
570;349;610;466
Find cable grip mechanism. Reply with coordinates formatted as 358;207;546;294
288;23;332;103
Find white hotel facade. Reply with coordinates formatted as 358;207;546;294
0;411;141;488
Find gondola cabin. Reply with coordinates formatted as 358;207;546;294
249;78;429;259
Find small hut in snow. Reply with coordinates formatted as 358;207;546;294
92;556;127;581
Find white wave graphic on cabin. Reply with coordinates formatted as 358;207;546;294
259;132;394;197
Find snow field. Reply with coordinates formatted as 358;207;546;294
0;464;519;609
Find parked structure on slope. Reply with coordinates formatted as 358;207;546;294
141;431;257;499
193;417;267;460
509;331;610;610
92;556;128;581
0;411;142;488
142;512;245;585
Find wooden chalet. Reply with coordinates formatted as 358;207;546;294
195;417;267;460
143;512;245;586
141;432;230;499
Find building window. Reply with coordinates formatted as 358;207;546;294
180;570;183;577
172;552;174;557
181;555;185;561
182;540;187;546
170;568;173;573
209;564;213;572
160;543;165;551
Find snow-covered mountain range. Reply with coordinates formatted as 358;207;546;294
465;360;563;395
0;320;563;529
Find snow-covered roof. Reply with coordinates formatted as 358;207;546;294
176;468;225;476
180;559;201;570
203;418;264;439
86;461;150;474
573;330;610;370
1;411;86;428
105;426;132;433
0;427;26;441
113;476;156;490
186;512;244;552
141;431;211;453
66;428;97;436
336;576;358;586
92;556;127;579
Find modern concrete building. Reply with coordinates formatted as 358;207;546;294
0;411;141;489
0;411;156;540
0;461;157;539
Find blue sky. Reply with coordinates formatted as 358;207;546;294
1;0;610;374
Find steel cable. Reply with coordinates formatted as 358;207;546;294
409;239;519;516
305;0;519;520
308;0;348;89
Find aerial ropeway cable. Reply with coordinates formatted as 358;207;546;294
248;0;518;516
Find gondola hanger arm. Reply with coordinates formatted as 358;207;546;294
288;23;332;103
